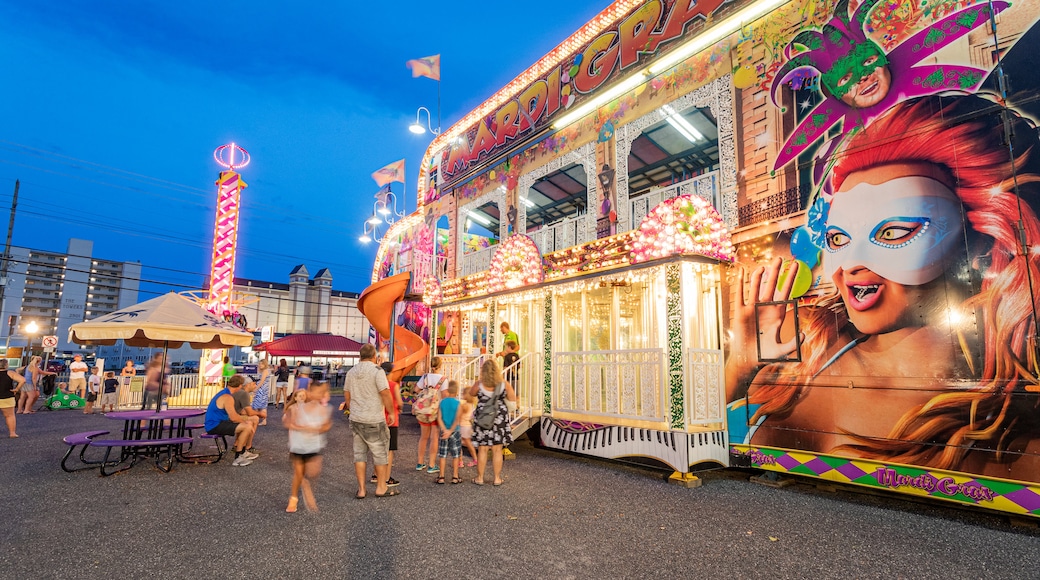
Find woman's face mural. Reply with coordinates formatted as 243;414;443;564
821;165;963;334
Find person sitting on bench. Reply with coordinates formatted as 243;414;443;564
204;374;257;467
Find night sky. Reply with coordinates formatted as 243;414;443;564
0;0;607;296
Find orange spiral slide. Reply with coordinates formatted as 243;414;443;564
357;272;429;382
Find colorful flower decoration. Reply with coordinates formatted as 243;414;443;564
423;275;443;306
486;235;545;292
806;196;830;250
631;195;734;263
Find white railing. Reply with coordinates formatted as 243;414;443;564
503;351;543;427
113;373;226;409
630;171;719;228
459;246;497;277
685;348;724;425
440;354;486;388
529;214;586;255
553;348;664;422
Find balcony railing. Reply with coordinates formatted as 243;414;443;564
459;246;497;277
737;183;810;228
630;171;719;229
528;214;586;255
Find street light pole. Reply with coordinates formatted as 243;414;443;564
23;320;37;367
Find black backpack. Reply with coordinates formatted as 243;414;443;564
40;374;57;397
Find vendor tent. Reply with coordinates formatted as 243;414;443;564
253;334;364;358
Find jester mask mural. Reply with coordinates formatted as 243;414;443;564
770;0;1007;173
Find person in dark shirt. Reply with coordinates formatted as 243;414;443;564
100;371;119;413
502;340;520;385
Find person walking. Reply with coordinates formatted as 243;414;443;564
18;356;51;414
0;360;25;437
294;366;312;392
340;343;397;498
274;359;291;409
469;359;517;486
283;382;332;512
143;353;165;410
252;359;272;426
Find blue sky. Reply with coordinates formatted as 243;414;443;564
0;0;606;296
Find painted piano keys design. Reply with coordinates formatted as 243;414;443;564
539;417;729;472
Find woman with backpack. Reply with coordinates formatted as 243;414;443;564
469;359;517;486
413;356;445;473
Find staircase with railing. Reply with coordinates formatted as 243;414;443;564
503;351;542;438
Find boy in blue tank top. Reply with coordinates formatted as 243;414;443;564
435;381;463;484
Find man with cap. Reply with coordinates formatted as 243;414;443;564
294;365;312;392
204;374;258;466
230;374;262;455
68;354;89;399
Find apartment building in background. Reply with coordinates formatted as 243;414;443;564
0;238;141;355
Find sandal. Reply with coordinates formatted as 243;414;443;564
472;478;485;485
451;477;463;484
286;497;298;513
435;477;445;484
375;489;400;497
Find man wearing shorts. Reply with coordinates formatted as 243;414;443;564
341;343;395;498
204;374;258;466
68;354;88;398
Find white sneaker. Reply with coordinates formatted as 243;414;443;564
241;450;259;461
232;455;253;466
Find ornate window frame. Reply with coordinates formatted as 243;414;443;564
517;142;597;244
616;74;737;230
456;186;509;263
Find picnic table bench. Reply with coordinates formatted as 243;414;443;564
89;436;193;476
61;430;111;472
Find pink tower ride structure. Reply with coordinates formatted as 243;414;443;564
203;143;250;383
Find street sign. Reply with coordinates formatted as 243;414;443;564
41;335;58;348
43;347;54;353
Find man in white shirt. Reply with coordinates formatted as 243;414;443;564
341;343;395;499
68;355;88;398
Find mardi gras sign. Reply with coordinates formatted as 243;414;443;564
441;0;728;183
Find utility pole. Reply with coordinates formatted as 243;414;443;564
0;180;19;357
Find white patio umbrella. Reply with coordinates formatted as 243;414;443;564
69;292;254;410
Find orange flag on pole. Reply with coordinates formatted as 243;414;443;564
406;54;440;81
372;159;406;187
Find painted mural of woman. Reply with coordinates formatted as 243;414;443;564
727;95;1040;480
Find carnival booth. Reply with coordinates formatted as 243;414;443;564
361;0;1040;517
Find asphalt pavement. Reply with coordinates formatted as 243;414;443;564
1;399;1038;579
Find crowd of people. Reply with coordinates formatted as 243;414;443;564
0;340;522;511
194;343;518;513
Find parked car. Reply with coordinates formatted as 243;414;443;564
45;360;66;374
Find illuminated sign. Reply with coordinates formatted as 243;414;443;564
440;0;729;183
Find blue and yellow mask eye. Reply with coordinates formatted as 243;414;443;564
869;217;930;249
